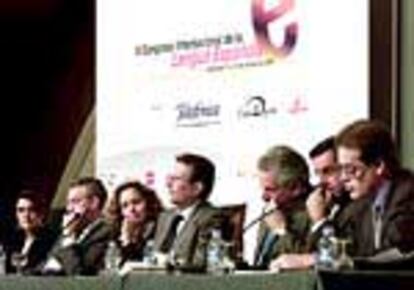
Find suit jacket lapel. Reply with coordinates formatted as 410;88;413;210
381;179;397;233
157;211;177;251
360;200;376;255
77;218;104;244
172;203;203;253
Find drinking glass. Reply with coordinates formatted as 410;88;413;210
221;241;236;274
333;239;354;270
11;252;27;275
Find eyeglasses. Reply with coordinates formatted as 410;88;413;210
167;174;192;184
337;163;369;178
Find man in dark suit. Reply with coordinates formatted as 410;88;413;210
268;138;349;270
43;177;112;275
308;137;350;221
336;119;414;257
306;136;351;250
153;153;222;269
254;145;311;269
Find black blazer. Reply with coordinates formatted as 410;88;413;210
5;226;58;274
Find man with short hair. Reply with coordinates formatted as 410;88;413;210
153;153;222;269
309;136;345;207
254;145;311;269
336;119;414;256
43;177;112;275
306;136;351;248
269;138;350;270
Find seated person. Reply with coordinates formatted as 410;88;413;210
308;137;350;220
254;145;311;269
153;153;223;269
305;136;351;252
270;192;334;270
270;137;347;270
336;119;414;257
42;177;112;275
273;120;414;270
5;190;57;274
111;181;163;265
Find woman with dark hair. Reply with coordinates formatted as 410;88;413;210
111;181;163;264
6;190;57;274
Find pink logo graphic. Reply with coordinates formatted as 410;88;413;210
144;170;156;187
288;96;308;114
252;0;298;58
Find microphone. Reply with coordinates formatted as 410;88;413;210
62;211;82;229
243;202;278;233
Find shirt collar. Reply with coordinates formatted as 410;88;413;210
176;201;199;222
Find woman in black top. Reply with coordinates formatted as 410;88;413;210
6;190;57;274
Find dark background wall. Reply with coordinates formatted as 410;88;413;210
0;0;94;223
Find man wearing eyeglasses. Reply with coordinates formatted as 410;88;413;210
153;153;222;270
42;177;112;275
336;119;414;257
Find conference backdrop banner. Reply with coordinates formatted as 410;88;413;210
97;0;368;261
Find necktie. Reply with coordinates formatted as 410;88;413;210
160;214;183;253
373;205;382;250
255;230;278;267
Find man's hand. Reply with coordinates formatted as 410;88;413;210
62;211;87;236
306;187;328;224
270;253;315;271
264;209;287;235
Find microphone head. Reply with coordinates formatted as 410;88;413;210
263;201;278;214
242;201;278;233
62;211;82;228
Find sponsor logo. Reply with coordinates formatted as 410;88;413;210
238;96;277;118
176;102;221;127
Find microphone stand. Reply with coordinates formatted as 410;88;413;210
243;203;278;233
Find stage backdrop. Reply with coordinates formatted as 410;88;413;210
97;0;368;262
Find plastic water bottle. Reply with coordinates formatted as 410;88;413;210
206;229;224;274
142;240;155;265
105;241;120;272
0;244;5;274
316;225;336;270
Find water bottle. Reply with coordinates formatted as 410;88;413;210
105;241;120;272
0;244;5;274
206;229;224;274
142;240;155;265
316;225;336;270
